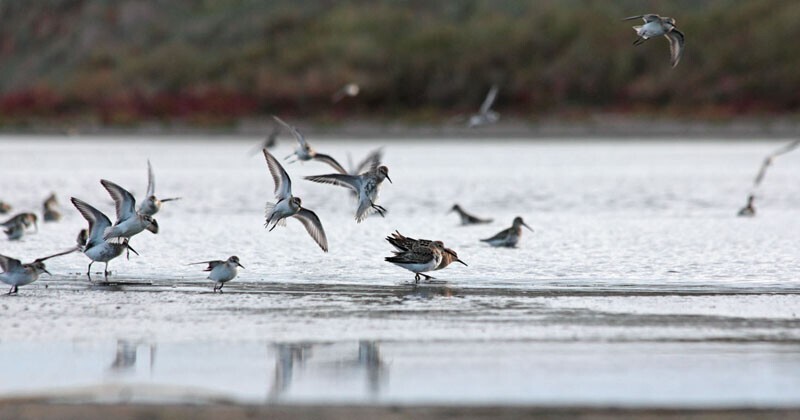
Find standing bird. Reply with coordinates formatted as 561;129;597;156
752;139;800;188
189;256;244;293
71;197;139;281
332;83;360;103
139;160;181;217
43;193;62;222
101;179;159;240
0;201;12;214
273;115;348;174
624;14;685;67
385;240;447;283
0;249;76;294
305;165;392;222
737;195;756;217
386;231;467;271
481;216;533;248
468;85;500;128
4;221;25;241
262;149;329;252
449;204;493;225
1;213;38;233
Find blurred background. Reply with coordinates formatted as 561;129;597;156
0;0;798;133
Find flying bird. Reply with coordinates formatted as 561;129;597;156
72;197;139;281
624;14;685;67
139;160;181;216
752;139;800;187
101;179;159;240
332;83;360;103
468;85;500;128
737;195;756;217
305;165;392;222
273;115;348;174
262;149;329;252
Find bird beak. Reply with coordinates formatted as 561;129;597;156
385;174;392;184
43;269;52;276
455;259;468;267
523;222;534;232
146;220;159;234
126;243;140;256
237;263;245;269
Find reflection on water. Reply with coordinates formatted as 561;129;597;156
108;339;156;373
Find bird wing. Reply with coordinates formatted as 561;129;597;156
482;227;513;242
293;208;329;252
35;247;80;262
665;29;684;67
0;254;22;272
146;160;156;198
385;247;434;264
353;148;383;175
71;197;113;247
461;208;492;224
272;115;307;149
100;179;137;222
479;85;499;114
263;149;292;200
188;260;224;271
623;14;658;22
304;173;361;192
312;153;348;174
770;139;800;158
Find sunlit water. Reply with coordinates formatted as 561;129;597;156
0;135;799;406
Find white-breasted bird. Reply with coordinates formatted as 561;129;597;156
273;115;348;174
0;249;76;294
139;160;181;216
190;256;245;293
624;14;685;67
481;216;533;248
101;179;159;241
305;165;392;223
72;197;139;281
468;85;500;128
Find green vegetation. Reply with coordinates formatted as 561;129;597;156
1;0;799;126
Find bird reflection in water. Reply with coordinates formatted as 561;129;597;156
108;339;156;373
268;342;313;399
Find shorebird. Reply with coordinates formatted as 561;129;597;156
250;125;280;155
385;240;446;283
623;14;685;67
101;179;159;240
273;115;347;174
262;149;329;252
0;249;76;294
386;231;467;271
138;160;181;216
189;256;244;293
71;197;139;281
332;83;360;103
481;216;533;247
305;165;392;222
348;148;384;176
752;139;800;188
737;195;756;217
468;85;499;128
43;193;62;222
4;220;25;241
449;204;493;225
0;201;11;214
1;212;38;233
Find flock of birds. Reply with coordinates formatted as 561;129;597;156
0;13;795;294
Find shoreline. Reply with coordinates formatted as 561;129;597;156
2;402;800;420
1;116;799;139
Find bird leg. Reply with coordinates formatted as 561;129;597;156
87;261;94;280
104;262;110;280
7;285;15;295
419;273;435;281
369;201;387;217
414;273;421;284
633;37;646;46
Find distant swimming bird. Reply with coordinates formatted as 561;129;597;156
737;194;756;217
752;139;800;188
623;14;685;67
101;179;159;240
0;201;11;214
71;197;139;281
262;149;329;252
273;115;347;174
449;204;493;225
332;83;360;103
1;212;37;233
481;216;533;247
386;231;467;271
43;193;62;222
305;165;392;222
250;125;280;155
0;249;76;294
138;160;181;216
4;221;25;241
189;256;244;293
468;85;500;128
385;240;446;283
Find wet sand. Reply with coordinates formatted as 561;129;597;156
2;402;800;420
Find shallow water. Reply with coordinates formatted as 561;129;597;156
0;135;799;406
